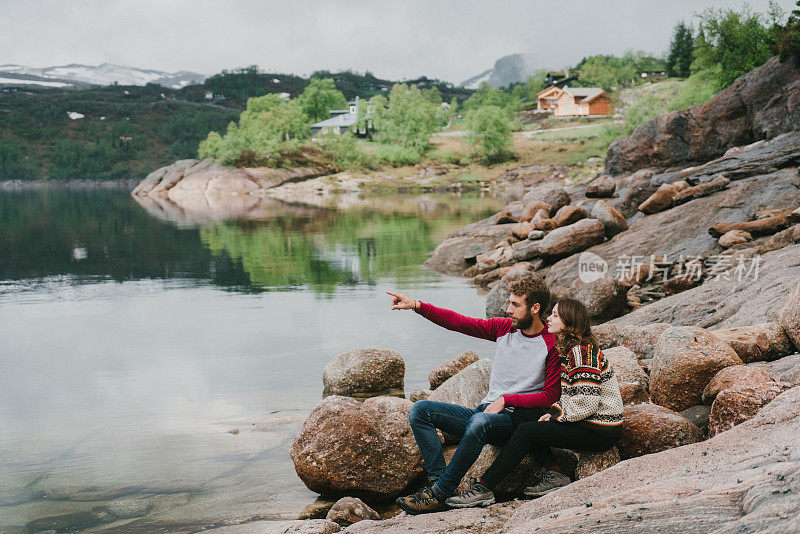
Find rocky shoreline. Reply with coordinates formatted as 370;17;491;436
198;56;800;533
0;178;140;190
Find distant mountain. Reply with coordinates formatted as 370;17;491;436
0;63;206;89
459;53;548;89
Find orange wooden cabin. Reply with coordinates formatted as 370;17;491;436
536;85;612;116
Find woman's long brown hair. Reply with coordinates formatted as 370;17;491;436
553;298;596;357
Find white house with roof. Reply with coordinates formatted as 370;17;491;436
310;96;376;136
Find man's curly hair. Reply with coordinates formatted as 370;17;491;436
508;275;550;319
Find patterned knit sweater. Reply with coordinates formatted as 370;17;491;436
548;343;624;435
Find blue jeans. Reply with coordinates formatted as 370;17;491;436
408;399;514;498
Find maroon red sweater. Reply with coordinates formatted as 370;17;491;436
415;302;560;408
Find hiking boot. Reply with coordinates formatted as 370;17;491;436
445;477;495;508
522;469;571;497
396;487;447;515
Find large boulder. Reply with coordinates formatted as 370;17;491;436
574;447;620;479
650;327;743;411
593;322;670;360
590;199;628;238
290;396;422;499
485;269;542;319
709;214;790;238
520;201;553;221
424;222;514;275
429;359;493;408
568;278;627;320
322;348;404;396
605;56;800;174
749;353;800;385
708;382;790;437
522;183;570;213
428;351;479;390
701;365;778;404
711;323;793;363
585;175;616;198
603;346;650;405
617;403;703;459
673;175;731;206
537;219;605;260
552;205;587;227
779;281;800;351
718;229;752;248
637;182;686;214
325;497;378;527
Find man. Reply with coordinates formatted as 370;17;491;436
386;275;560;514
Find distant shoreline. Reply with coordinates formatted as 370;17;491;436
0;179;139;191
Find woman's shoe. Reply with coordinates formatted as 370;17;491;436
522;469;571;497
445;477;495;508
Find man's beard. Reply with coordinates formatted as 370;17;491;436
513;310;534;330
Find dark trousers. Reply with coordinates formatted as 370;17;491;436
481;420;618;489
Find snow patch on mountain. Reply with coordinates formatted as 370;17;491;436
0;63;206;88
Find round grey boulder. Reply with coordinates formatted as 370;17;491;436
322;348;404;395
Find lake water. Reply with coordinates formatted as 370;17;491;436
0;188;510;532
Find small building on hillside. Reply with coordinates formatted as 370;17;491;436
310;96;376;136
545;70;579;88
536;86;562;111
640;70;667;80
536;85;612;116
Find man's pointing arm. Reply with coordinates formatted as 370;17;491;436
387;290;511;341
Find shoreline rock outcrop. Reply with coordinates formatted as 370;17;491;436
290;395;422;500
605;56;800;174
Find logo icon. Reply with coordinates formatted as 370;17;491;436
577;252;608;283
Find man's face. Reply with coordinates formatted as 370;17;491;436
506;293;539;330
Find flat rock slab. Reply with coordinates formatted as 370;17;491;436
545;167;800;290
608;243;800;330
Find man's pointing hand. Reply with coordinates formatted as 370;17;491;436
386;290;419;311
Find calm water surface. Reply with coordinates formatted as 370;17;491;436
0;189;509;532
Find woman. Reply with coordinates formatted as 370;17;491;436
445;298;624;508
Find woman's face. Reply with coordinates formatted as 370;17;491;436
546;303;565;334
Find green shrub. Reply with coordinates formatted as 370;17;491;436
375;144;422;166
320;134;378;171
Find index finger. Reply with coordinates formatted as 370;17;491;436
385;291;401;298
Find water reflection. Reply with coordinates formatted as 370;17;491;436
0;188;510;532
2;189;509;292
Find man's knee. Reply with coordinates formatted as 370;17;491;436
409;399;434;425
464;412;495;439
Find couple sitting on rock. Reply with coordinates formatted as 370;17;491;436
387;275;624;514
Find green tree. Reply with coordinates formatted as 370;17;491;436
577;56;618;90
422;86;442;105
466;105;513;163
297;77;347;122
772;0;800;62
198;131;223;159
524;69;548;101
462;83;515;115
667;21;695;77
693;5;779;89
374;84;437;151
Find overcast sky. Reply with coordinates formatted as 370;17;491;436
1;0;793;84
